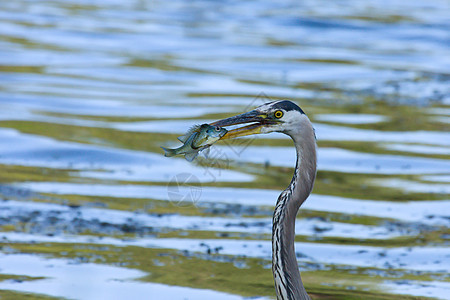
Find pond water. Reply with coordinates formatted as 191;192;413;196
0;0;449;299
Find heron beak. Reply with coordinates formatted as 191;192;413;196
210;109;279;140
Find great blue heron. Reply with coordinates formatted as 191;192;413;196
210;100;316;300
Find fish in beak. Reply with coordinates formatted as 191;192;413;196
209;109;282;140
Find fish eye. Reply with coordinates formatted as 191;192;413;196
274;110;283;119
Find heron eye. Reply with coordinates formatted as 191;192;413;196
215;126;221;131
274;110;283;119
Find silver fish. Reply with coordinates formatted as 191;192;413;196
161;124;227;161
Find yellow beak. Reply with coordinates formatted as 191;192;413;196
209;109;279;140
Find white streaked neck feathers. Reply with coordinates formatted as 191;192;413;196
272;115;317;300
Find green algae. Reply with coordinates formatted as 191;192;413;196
37;193;206;217
313;171;446;201
0;275;45;282
0;290;58;300
196;160;447;201
314;105;448;132
0;120;172;155
156;230;447;248
340;14;417;23
0;165;74;184
318;141;449;160
126;58;221;74
2;242;437;300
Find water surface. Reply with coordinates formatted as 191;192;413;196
0;0;449;299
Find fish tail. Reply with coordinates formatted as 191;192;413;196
161;146;177;157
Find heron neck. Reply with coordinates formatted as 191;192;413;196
290;129;317;213
272;125;317;300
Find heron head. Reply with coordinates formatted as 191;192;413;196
210;100;309;140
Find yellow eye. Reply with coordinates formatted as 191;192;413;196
274;110;283;119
